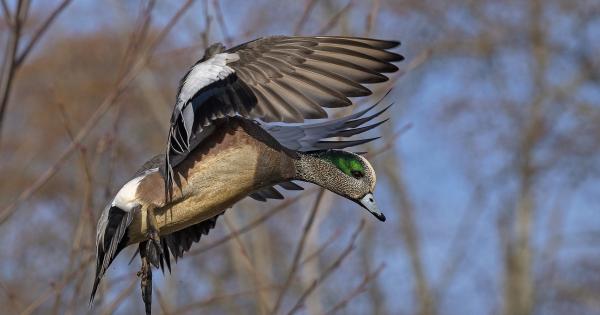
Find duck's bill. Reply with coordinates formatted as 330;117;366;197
357;193;386;222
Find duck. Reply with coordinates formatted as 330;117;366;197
90;35;403;314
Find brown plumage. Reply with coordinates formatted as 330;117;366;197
91;35;403;315
129;118;296;243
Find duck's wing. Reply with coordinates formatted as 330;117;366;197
147;214;222;270
90;158;164;305
165;36;403;200
262;94;392;152
248;182;304;201
90;204;136;305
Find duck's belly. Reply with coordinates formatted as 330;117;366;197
156;145;262;235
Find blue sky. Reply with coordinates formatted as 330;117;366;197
1;0;599;314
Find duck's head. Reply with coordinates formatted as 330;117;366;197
295;150;385;222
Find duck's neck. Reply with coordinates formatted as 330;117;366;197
293;151;344;196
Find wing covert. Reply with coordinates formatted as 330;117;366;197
165;36;403;199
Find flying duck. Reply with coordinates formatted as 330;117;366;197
90;35;403;314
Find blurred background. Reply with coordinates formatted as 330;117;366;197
0;0;599;314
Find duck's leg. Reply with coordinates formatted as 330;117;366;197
138;241;153;315
145;204;164;260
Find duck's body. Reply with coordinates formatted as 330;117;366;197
128;118;295;243
90;35;403;314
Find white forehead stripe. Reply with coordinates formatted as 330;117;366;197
178;52;239;104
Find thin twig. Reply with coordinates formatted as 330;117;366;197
317;0;354;34
200;0;211;49
364;0;380;36
223;215;271;310
0;0;11;26
271;188;325;315
323;263;385;315
50;103;95;315
19;256;93;315
14;0;73;67
0;278;24;314
174;285;281;314
99;278;138;315
286;220;366;315
365;123;412;159
155;286;173;315
187;188;318;257
0;0;27;143
293;0;318;35
104;0;155;200
299;228;342;266
0;0;198;225
212;0;232;46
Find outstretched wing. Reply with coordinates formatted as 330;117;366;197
165;36;403;199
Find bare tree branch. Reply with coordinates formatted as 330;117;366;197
293;0;318;35
99;278;138;315
188;188;318;257
0;0;11;26
0;0;27;143
324;263;385;315
271;188;325;315
317;0;354;34
0;0;198;225
212;0;232;46
14;0;73;67
286;220;366;315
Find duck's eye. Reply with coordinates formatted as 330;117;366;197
351;170;364;179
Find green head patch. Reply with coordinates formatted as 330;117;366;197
318;151;366;179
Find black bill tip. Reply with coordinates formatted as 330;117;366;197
373;211;386;222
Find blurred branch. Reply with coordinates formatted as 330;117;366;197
19;256;93;315
0;0;198;225
435;184;485;297
286;219;365;315
223;215;271;312
0;278;24;314
317;0;354;34
14;0;73;67
385;157;437;315
365;123;412;159
503;1;546;314
324;263;385;315
271;188;325;315
99;278;137;315
293;0;318;35
0;0;28;143
105;0;155;200
51;103;95;315
175;285;281;314
212;0;232;46
155;286;173;315
300;228;342;266
200;0;211;49
364;0;380;36
188;188;318;257
0;0;10;25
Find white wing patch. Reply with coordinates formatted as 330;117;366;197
177;52;240;105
